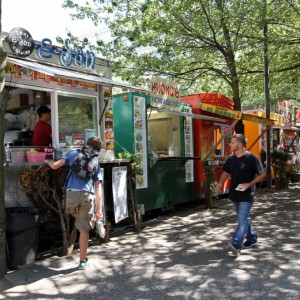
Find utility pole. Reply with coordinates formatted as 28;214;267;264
263;0;272;189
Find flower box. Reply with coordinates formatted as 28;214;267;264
26;152;46;163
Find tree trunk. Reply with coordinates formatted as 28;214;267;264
235;119;245;134
219;7;244;135
0;1;9;277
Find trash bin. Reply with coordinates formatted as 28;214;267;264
6;207;40;270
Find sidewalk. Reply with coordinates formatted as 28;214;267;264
1;184;300;299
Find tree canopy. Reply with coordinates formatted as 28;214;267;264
62;0;300;111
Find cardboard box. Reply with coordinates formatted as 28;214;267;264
36;91;50;105
7;94;29;110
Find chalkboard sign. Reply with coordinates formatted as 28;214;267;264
8;27;34;57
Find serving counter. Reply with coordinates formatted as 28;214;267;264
4;154;142;241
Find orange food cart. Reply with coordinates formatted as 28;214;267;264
181;94;276;199
181;93;235;198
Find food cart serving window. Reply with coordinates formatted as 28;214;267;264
57;94;99;147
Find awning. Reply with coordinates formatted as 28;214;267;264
150;106;227;122
242;109;283;126
272;125;300;131
199;103;275;126
242;113;275;126
7;56;153;94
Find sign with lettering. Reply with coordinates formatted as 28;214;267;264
112;166;128;223
8;27;34;57
242;113;275;126
150;76;181;110
246;111;282;126
199;103;242;119
7;27;96;70
200;103;275;125
38;38;95;69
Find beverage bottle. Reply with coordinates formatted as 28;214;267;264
5;143;11;163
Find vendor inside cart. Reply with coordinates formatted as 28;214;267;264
32;105;52;147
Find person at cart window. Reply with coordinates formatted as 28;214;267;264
32;105;52;147
47;136;103;270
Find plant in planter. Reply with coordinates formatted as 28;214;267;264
18;165;77;256
271;150;292;188
204;165;217;209
259;149;268;188
287;154;300;182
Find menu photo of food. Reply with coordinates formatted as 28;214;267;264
136;175;144;188
105;130;113;140
185;162;192;172
185;125;190;135
135;120;142;130
185;134;191;143
105;119;113;129
104;110;113;119
185;161;194;182
186;172;192;182
135;142;143;153
135;132;142;142
104;87;112;99
134;109;142;119
185;144;190;154
106;141;114;150
134;96;143;106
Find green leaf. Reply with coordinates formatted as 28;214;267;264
63;0;300;108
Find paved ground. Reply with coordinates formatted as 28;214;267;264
0;184;300;299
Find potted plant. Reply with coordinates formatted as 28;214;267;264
287;154;300;182
204;165;217;209
271;150;292;188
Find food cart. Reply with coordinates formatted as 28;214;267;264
181;93;277;199
242;109;283;157
3;27;149;207
111;79;226;212
2;27;149;267
181;93;235;199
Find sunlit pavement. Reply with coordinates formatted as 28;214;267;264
1;184;300;299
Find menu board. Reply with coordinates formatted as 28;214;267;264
104;87;114;150
104;110;114;150
133;95;148;189
184;108;194;182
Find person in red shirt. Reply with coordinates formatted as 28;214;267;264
32;106;52;146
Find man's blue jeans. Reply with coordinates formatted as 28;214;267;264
232;201;257;250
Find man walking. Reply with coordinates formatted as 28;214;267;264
216;134;266;256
